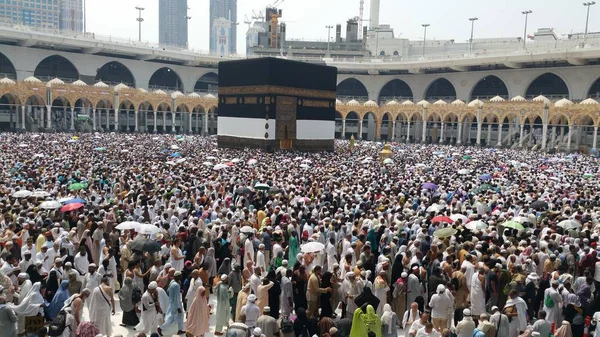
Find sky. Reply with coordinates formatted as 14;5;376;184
86;0;598;55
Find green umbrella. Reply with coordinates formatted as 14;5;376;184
501;220;525;231
583;173;594;179
254;183;270;191
479;184;492;191
94;147;106;151
462;155;472;160
68;183;88;191
433;227;458;238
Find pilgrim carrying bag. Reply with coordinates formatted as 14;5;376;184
48;310;68;336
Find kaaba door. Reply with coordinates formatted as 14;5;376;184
276;96;297;150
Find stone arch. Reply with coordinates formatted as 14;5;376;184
119;99;136;132
155;102;171;133
194;72;218;93
394;111;409;123
470;75;509;100
362;111;378;140
95;98;114;131
345;111;360;139
525;72;570;99
587;76;600;99
334;111;343;139
95;61;136;87
425;78;456;100
378;79;414;103
34;55;79;82
149;67;184;92
208;105;218;135
0;93;21;130
139;101;154;133
191;104;205;134
380;112;392;141
337;78;368;100
0;52;17;79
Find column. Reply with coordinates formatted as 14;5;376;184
134;110;139;132
519;124;524;147
203;112;209;135
457;122;463;144
92;109;96;131
476;122;482;146
551;126;557;148
593;126;598;150
21;105;26;129
542;122;548;150
406;122;411;143
172;112;176;133
342;119;346;139
421;120;427;143
189;113;193;133
126;110;131;131
46;105;52;129
114;109;119;132
438;123;444;143
567;124;572;150
153;111;158;133
497;124;503;147
70;108;75;130
358;119;363;139
487;124;492;145
391;121;396;141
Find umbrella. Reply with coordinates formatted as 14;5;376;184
235;187;252;194
231;158;241;163
361;158;373;164
68;183;88;191
422;182;438;190
240;226;254;234
557;219;582;230
176;158;187;164
501;221;525;231
128;238;161;253
116;221;142;231
93;147;106;151
247;159;258;165
299;164;310;169
63;198;86;205
433;227;458;238
531;200;548;210
479;174;492;181
302;159;312;163
136;224;161;235
213;164;228;170
12;190;32;198
458;169;471;175
60;203;84;212
32;190;51;198
511;216;530;223
202;161;213;167
465;220;488;231
294;156;303;161
450;214;468;223
170;145;180;150
268;186;283;194
18;143;28;148
254;183;270;191
171;152;181;157
583;173;594;179
478;184;492;191
383;158;394;165
301;242;325;253
462;155;472;160
206;156;217;160
426;204;445;213
121;149;130;153
295;197;311;203
431;216;454;224
39;200;62;210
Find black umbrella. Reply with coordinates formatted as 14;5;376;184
531;200;548;210
129;238;161;253
235;187;252;194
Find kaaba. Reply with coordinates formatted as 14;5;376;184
217;57;337;152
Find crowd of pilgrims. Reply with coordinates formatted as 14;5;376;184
0;132;599;337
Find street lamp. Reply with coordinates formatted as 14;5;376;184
584;2;596;44
326;25;333;56
185;16;192;49
521;10;532;49
422;24;430;57
469;17;478;52
135;6;145;42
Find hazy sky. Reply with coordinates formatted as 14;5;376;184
86;0;598;54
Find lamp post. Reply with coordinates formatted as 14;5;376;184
185;16;192;49
422;23;430;57
326;25;333;56
469;17;478;52
136;6;145;42
83;0;87;34
584;2;596;44
521;10;532;49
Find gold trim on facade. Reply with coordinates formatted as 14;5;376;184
219;85;337;100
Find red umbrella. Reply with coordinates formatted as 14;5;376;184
225;162;234;166
60;203;84;212
431;216;454;224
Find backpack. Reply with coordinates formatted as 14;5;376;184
47;310;68;336
299;324;310;337
132;286;142;303
280;316;294;333
544;294;555;308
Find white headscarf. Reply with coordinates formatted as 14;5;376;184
381;303;395;334
10;282;44;316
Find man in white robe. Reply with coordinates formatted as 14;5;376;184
280;270;294;316
503;291;527;337
406;267;422;308
136;281;162;335
543;280;563;326
256;244;267;277
88;277;114;337
470;269;486;316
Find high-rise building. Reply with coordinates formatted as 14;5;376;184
159;0;188;48
210;0;237;54
60;0;83;31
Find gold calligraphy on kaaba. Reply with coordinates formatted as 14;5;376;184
244;97;258;104
225;97;238;104
276;96;297;140
303;100;331;108
219;85;336;99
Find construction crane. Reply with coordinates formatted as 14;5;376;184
244;15;252;29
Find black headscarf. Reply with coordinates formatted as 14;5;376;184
391;253;404;284
26;264;44;285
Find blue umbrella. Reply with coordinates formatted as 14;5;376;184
479;174;492;181
63;198;86;205
171;152;181;157
422;182;438;190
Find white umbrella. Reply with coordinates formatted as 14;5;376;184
458;169;471;175
426;204;445;213
166;161;177;166
299;164;310;169
452;152;461;156
361;158;372;164
294;156;303;161
301;241;325;253
170;145;180;150
213;164;228;170
136;224;161;235
206;156;217;160
33;154;45;158
39;200;62;210
121;149;130;153
240;226;254;234
32;190;51;198
450;214;468;223
302;159;312;163
557;219;582;230
247;159;258;165
511;216;530;223
211;149;219;152
176;158;187;164
415;163;426;168
231;158;241;163
116;221;142;231
58;197;73;203
202;161;213;167
465;220;488;231
383;158;394;165
12;190;32;198
254;183;270;190
18;143;28;148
